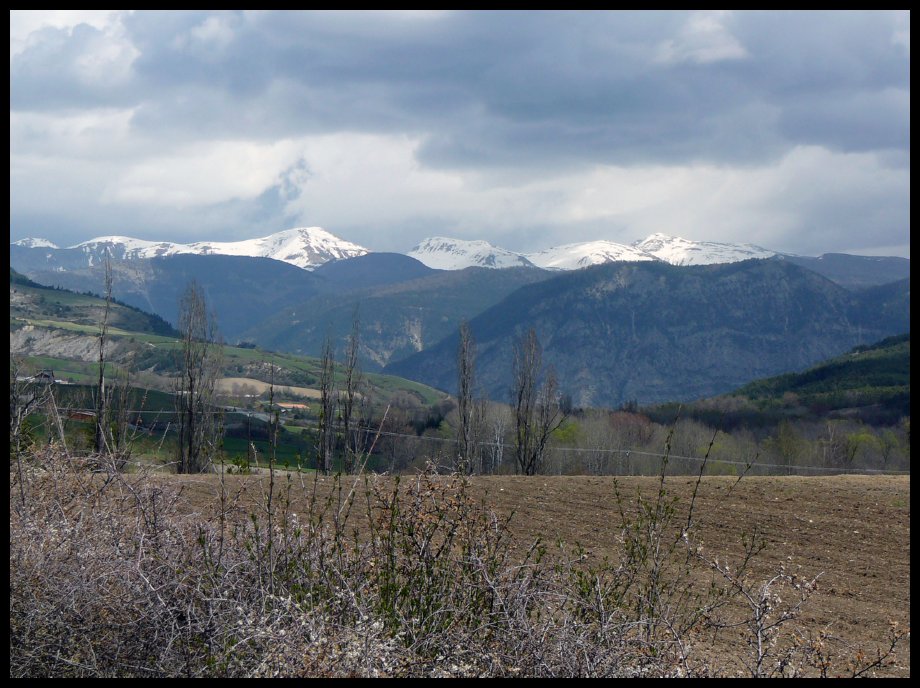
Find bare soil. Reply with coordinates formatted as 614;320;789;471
173;472;910;676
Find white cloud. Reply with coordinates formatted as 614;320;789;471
656;11;747;65
171;13;240;57
9;10;131;58
552;145;909;256
11;109;135;157
103;140;305;207
282;134;470;240
281;133;908;257
890;9;909;50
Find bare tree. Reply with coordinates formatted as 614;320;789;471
340;315;363;473
108;354;141;462
94;255;113;454
471;396;488;475
512;329;539;475
482;403;509;474
174;281;222;474
512;329;567;476
456;320;476;474
10;357;47;451
10;356;54;504
317;336;336;474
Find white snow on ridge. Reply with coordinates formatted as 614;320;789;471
409;237;535;270
634;233;775;266
12;238;59;249
181;227;369;269
67;227;368;270
409;233;777;271
527;240;658;270
73;235;188;261
14;229;783;274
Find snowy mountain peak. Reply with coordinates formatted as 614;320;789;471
409;237;535;270
527;240;659;270
33;227;370;270
73;236;183;258
633;233;775;266
181;226;369;270
13;229;784;274
408;233;777;271
12;238;59;249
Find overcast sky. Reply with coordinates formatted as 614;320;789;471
9;10;911;257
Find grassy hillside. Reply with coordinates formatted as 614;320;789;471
11;268;177;336
646;334;910;431
733;333;910;418
10;272;446;407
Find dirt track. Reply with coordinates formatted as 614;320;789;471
175;472;910;676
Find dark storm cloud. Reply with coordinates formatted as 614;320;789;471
11;11;909;167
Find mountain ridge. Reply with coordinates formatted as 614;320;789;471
12;227;368;271
386;260;910;409
13;228;909;279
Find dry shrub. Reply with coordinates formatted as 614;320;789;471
9;449;907;677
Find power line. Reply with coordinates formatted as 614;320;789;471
42;407;910;476
344;424;908;475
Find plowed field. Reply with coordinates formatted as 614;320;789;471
175;472;910;676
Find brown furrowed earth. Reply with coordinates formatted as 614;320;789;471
172;472;910;676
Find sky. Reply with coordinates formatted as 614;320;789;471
9;10;911;257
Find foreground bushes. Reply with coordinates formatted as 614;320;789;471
9;450;906;677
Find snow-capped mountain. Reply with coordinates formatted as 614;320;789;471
15;227;369;271
181;227;369;269
12;238;59;249
12;228;782;276
633;233;775;266
527;241;658;270
409;233;779;272
408;237;535;270
69;236;191;265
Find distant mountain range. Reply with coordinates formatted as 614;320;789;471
16;226;900;274
10;226;910;409
15;226;909;287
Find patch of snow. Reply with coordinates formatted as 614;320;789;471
65;227;368;270
634;233;775;266
527;241;659;270
409;237;534;270
12;237;59;249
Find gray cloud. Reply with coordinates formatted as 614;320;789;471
13;11;908;160
9;10;911;256
11;22;138;109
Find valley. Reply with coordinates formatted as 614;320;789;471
9;11;911;677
